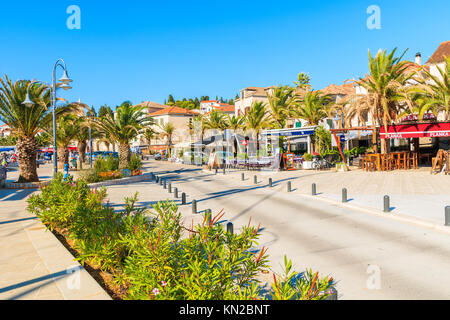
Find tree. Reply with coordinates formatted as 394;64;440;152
94;101;153;169
0;77;73;182
295;90;332;126
413;55;450;120
347;48;413;153
243;101;270;157
266;86;296;129
226;115;244;158
294;90;331;152
143;128;158;154
51;114;80;169
159;122;175;157
98;104;113;119
167;94;175;106
294;72;312;90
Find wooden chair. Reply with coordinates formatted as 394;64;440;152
408;152;418;170
381;153;394;171
396;152;408;170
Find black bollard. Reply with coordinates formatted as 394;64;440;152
269;178;273;187
445;206;450;226
383;195;390;213
287;181;292;192
254;175;257;184
163;179;167;189
159;178;162;186
227;222;234;235
174;187;178;198
168;183;172;193
215;168;218;175
223;166;226;174
155;175;159;183
324;287;338;300
241;173;245;181
192;200;197;214
342;188;347;203
181;192;186;205
312;183;316;196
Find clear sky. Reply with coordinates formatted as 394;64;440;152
0;0;449;111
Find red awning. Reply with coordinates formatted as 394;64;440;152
380;122;450;139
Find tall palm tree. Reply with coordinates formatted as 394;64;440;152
51;114;80;169
413;55;450;120
0;76;72;182
143;127;157;154
266;85;296;129
347;48;413;153
226;114;244;158
243;101;270;157
94;101;152;169
159;122;175;157
294;90;331;126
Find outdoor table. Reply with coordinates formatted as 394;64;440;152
366;153;381;171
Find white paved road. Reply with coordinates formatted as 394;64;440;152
104;160;450;300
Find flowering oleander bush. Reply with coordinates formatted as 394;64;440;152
27;177;335;300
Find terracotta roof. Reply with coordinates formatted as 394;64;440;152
135;101;168;110
149;106;199;116
320;83;356;96
427;41;450;64
214;105;235;112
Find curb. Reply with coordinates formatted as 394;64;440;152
87;173;153;188
4;180;51;190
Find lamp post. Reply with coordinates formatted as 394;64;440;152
23;60;73;177
51;59;72;176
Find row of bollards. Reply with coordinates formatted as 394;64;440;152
154;174;186;205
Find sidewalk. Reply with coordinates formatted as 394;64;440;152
0;165;112;300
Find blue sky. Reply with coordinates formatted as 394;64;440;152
0;0;449;111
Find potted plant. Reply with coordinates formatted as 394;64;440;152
302;153;313;169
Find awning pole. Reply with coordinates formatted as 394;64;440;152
333;132;346;163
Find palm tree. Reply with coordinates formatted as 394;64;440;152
347;48;413;153
294;72;312;91
94;101;152;169
266;86;296;129
412;55;450;120
243;101;270;157
0;76;72;182
51;114;80;169
226;114;244;158
159;122;175;157
294;90;331;126
143;127;157;154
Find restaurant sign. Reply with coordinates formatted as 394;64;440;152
380;122;450;139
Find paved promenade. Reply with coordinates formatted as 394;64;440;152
0;164;111;300
2;160;449;299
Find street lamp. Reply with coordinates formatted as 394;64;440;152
51;59;73;176
21;59;73;177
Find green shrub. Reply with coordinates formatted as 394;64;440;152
127;154;142;171
27;181;335;300
95;155;119;172
303;153;313;161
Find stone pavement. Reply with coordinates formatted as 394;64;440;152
0;164;111;300
200;165;450;225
